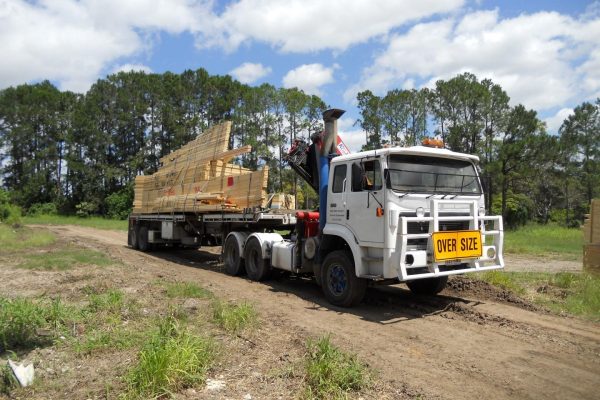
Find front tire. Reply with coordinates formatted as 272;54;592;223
406;276;448;295
244;238;271;281
224;234;245;276
321;250;367;307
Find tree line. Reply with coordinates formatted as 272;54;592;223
0;69;598;227
356;73;599;227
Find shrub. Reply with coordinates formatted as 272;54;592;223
0;190;21;225
75;201;97;218
105;187;133;220
492;192;534;229
26;202;58;217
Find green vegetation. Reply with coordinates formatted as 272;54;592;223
1;361;19;396
22;214;128;230
478;271;600;320
304;336;371;400
73;328;142;356
0;224;55;252
124;316;216;399
503;224;583;260
0;297;73;352
165;282;213;299
212;300;258;333
18;248;114;270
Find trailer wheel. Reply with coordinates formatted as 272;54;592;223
321;250;367;307
138;226;152;252
406;276;448;296
128;227;139;250
224;235;245;276
244;237;271;281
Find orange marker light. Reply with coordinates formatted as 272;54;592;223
376;207;384;217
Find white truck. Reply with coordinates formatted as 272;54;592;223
129;108;504;306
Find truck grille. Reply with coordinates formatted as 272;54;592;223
406;220;470;234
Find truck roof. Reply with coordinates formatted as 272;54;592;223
331;145;480;164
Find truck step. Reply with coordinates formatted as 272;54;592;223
359;274;384;281
362;256;383;262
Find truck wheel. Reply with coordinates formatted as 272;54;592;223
244;237;271;281
138;226;153;252
406;276;448;295
224;235;245;276
128;227;139;250
321;250;367;307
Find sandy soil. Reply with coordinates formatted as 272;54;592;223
4;225;599;399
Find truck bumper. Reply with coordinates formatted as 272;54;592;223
396;200;504;281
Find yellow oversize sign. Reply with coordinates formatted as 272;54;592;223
432;230;482;261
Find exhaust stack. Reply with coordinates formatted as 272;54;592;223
318;108;345;232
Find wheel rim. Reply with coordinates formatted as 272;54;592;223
328;264;347;296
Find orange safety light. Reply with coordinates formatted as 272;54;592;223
422;138;444;148
376;207;384;217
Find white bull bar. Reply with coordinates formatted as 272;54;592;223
397;199;504;281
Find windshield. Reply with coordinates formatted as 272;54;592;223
387;154;481;195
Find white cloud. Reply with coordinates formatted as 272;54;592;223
0;0;212;92
112;64;153;74
196;0;465;52
282;64;335;96
545;108;574;134
346;8;600;111
229;62;272;84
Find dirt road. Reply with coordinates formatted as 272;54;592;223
35;226;600;399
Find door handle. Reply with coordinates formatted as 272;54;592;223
346;210;350;220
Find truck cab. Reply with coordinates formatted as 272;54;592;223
321;145;503;304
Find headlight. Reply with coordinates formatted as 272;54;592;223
416;207;425;218
478;207;486;216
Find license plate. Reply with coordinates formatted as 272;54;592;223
432;230;482;262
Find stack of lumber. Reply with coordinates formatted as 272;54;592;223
133;121;269;214
583;199;600;275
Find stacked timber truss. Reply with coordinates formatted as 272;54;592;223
133;121;269;214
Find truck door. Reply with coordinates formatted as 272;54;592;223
345;159;384;245
326;164;348;226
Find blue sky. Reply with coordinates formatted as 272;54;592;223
1;0;599;151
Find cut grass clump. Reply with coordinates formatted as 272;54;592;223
212;300;257;333
304;335;371;400
477;271;600;321
74;328;142;356
0;297;74;352
0;224;55;253
125;316;216;399
23;214;128;231
165;282;213;299
478;270;526;295
18;248;114;270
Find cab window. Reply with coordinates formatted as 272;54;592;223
332;164;347;193
352;160;382;192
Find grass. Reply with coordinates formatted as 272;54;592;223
23;214;128;231
212;300;257;333
478;271;600;321
0;224;55;252
73;328;143;356
18;248;114;270
124;316;217;399
304;336;371;400
503;224;583;260
0;297;74;352
165;282;213;299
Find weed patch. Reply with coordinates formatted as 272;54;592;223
74;328;143;356
304;335;371;399
125;316;216;399
0;297;74;352
0;224;55;253
18;248;114;270
165;282;212;299
478;270;526;295
212;301;257;333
